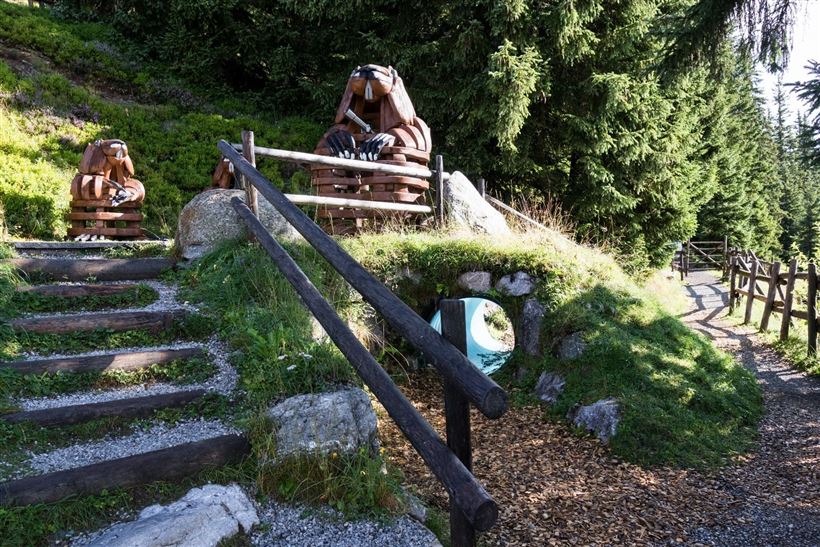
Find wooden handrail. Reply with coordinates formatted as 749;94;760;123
219;141;507;419
231;197;498;530
230;143;447;180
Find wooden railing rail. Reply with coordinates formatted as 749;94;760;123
218;140;506;418
230;198;498;533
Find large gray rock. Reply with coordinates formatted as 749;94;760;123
443;172;511;235
534;371;565;405
82;483;258;547
267;388;378;459
520;297;546;356
495;271;535;296
176;189;300;260
569;398;620;443
457;271;492;292
557;331;587;360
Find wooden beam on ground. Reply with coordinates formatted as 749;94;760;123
12;241;168;251
1;347;204;375
15;283;139;297
2;390;205;427
760;261;781;331
0;434;250;506
5;258;174;281
11;310;185;335
780;259;798;341
485;196;550;232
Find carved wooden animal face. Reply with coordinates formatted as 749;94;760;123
334;64;417;131
349;65;394;101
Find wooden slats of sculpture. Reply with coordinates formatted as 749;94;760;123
68;140;146;240
312;65;433;234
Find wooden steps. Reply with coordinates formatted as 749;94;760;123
15;283;140;297
1;347;204;375
12;241;170;252
0;434;250;505
5;258;175;281
11;310;186;335
2;389;206;427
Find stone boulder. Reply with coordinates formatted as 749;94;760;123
569;398;620;443
557;332;587;360
520;297;546;356
533;371;565;405
496;271;535;296
267;388;378;459
175;189;300;260
82;484;258;547
443;172;510;235
457;271;491;293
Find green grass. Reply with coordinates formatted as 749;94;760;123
178;240;358;407
1;284;159;318
339;231;762;468
0;2;322;239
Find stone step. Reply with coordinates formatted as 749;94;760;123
2;389;206;427
15;283;140;297
4;258;175;281
10;309;187;335
1;346;205;375
0;432;250;505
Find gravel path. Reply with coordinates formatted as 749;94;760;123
679;271;820;546
250;500;441;547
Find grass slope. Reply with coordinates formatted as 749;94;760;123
0;1;322;238
181;232;761;469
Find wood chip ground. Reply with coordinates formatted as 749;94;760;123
378;272;819;546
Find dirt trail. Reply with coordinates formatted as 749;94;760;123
679;271;820;546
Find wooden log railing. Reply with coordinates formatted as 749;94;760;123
729;254;819;357
220;140;505;543
230;138;439;217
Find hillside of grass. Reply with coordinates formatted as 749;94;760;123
0;1;321;238
180;230;762;469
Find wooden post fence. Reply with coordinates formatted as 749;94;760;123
241;130;258;217
441;300;476;547
729;252;819;359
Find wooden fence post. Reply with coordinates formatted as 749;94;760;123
476;178;486;198
779;259;798;341
729;256;738;314
808;262;817;356
760;261;781;331
440;299;475;547
722;235;729;279
685;240;691;276
744;260;758;325
241;130;259;216
435;155;445;226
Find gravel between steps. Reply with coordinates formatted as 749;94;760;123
17;280;195;319
16;336;237;410
249;499;441;547
16;419;238;478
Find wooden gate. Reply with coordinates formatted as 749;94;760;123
673;237;730;279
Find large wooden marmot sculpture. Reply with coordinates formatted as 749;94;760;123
312;64;431;233
68;139;146;240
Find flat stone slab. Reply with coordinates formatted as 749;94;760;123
80;483;258;547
